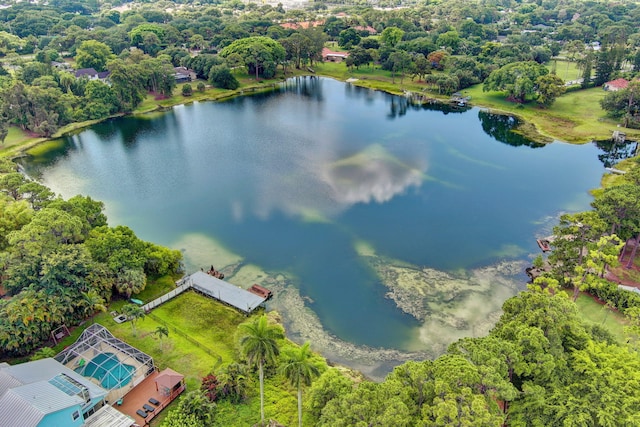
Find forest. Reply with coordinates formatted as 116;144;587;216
1;0;640;425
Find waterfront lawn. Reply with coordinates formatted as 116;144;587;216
0;127;47;157
48;287;305;427
314;61;447;96
134;274;179;303
574;293;628;343
464;84;640;143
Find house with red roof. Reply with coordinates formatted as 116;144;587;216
603;78;629;91
354;25;377;35
280;20;324;30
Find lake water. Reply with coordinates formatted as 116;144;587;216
22;77;607;355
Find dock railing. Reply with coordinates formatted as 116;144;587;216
141;282;192;312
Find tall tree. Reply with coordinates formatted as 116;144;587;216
154;325;169;350
239;315;284;426
573;234;623;300
106;59;145;112
535;74;566;107
388;50;413;84
592;184;640;260
0;118;8;145
380;27;405;47
219;36;285;80
549;211;607;286
75;40;115;72
483;61;548;102
306;369;353;420
595;46;616;86
279;342;321;427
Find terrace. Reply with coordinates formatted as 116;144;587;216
115;368;185;426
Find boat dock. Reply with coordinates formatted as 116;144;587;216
536;238;552;252
142;271;271;314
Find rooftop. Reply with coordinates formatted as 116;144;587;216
187;271;267;313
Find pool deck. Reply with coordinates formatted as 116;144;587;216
115;371;184;426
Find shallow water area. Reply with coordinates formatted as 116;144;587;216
21;77;609;375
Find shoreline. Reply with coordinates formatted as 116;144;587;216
4;72;638;161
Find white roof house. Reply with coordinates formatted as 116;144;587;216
0;358;109;427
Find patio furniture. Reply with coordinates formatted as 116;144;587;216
148;397;160;406
143;403;155;413
136;409;148;418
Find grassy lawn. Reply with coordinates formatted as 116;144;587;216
314;61;449;97
315;60;640;144
47;284;310;427
135;275;179;302
574;293;628;343
0;127;47;157
464;84;640;143
548;59;583;82
133;75;288;114
94;290;239;388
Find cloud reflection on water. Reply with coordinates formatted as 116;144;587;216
247;141;426;221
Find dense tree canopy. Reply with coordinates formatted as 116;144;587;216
483;61;550;102
219;36;285;79
0;163;182;356
75;40;115;72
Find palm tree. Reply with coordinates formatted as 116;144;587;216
154;325;169;350
122;304;145;335
81;289;107;323
30;346;56;361
279;342;321;427
239;315;284;426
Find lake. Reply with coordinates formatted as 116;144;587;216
22;77;609;373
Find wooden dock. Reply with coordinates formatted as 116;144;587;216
536;238;552;252
141;271;272;315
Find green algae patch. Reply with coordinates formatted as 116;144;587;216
354;239;376;257
172;233;243;273
297;207;332;224
25;138;66;156
364;254;526;354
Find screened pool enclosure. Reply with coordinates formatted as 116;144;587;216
55;324;155;402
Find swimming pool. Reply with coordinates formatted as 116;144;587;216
79;352;136;389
